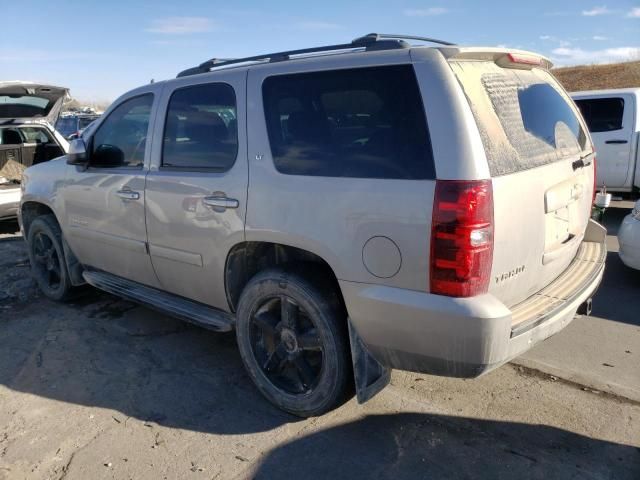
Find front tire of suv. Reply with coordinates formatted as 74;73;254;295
26;215;75;302
235;268;352;417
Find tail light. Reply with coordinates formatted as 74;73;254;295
506;53;542;66
430;180;494;297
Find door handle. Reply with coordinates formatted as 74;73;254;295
604;139;628;144
116;189;140;200
203;195;239;209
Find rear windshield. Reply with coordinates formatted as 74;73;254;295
450;61;588;176
0;95;52;118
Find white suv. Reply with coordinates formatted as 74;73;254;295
19;34;605;416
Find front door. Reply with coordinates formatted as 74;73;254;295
575;95;634;189
144;70;247;310
63;91;161;287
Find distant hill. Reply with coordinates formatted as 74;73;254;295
552;61;640;92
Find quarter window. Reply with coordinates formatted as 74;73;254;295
262;65;435;179
162;83;238;170
574;98;624;133
91;94;153;168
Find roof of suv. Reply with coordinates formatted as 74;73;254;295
176;33;454;78
110;34;553;104
175;33;553;79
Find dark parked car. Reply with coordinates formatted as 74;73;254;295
56;114;100;140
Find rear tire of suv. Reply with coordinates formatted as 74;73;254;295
26;215;75;302
235;268;352;417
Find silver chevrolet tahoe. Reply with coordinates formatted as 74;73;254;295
19;34;606;417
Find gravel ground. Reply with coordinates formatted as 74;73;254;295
0;221;639;479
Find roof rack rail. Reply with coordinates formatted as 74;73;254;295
352;33;456;47
176;33;456;78
177;58;238;78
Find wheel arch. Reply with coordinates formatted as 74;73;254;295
224;241;346;314
20;201;57;238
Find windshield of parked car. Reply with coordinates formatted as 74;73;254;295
55;117;78;137
79;116;97;129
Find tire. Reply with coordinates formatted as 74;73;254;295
236;268;352;417
26;215;75;302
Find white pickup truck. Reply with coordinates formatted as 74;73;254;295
571;88;639;193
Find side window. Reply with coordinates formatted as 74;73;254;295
575;98;625;133
20;127;51;144
162;83;237;170
91;94;153;168
262;65;435;179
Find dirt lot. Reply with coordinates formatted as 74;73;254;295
0;219;639;479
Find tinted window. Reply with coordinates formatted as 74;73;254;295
575;98;624;133
91;94;153;168
450;62;588;176
263;65;434;179
162;83;237;170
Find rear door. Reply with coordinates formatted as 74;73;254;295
449;57;595;307
245;58;436;293
573;94;634;189
144;70;247;311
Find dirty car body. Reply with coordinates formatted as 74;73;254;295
18;35;605;416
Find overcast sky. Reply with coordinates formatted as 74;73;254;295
3;1;639;102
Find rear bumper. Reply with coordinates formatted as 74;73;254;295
341;220;607;378
618;214;640;271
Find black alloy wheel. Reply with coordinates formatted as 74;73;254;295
250;294;324;395
236;269;352;417
27;215;75;301
31;231;63;291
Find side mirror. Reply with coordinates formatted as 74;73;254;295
66;138;88;166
